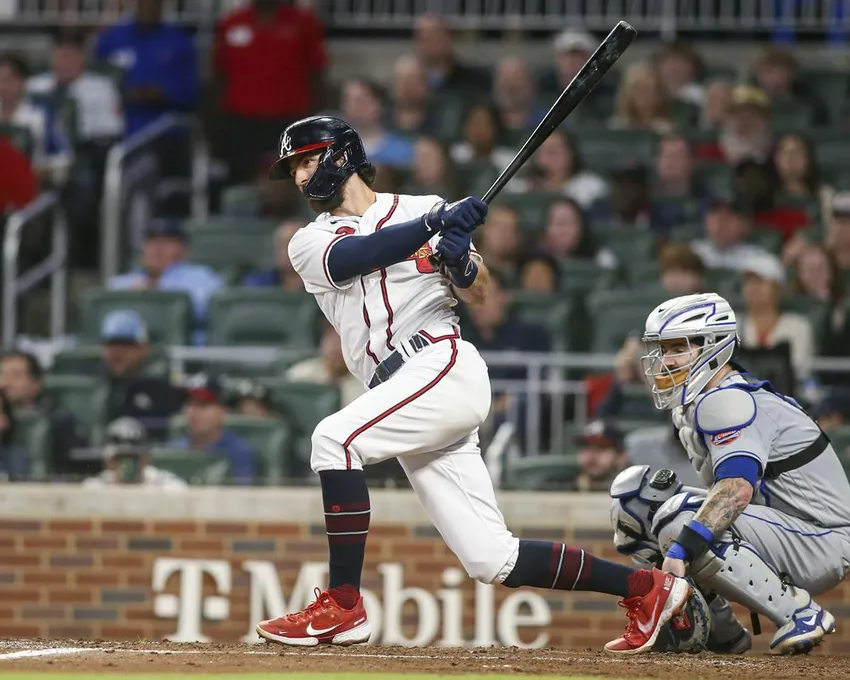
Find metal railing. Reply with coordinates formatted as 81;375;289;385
2;192;68;346
100;114;210;283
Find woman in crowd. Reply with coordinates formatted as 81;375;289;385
449;102;515;170
540;197;617;268
403;136;458;197
772;133;828;201
611;63;674;134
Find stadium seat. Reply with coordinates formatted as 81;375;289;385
652;196;703;223
501;454;579;490
614;385;667;422
498;192;562;235
781;296;830;345
628;261;661;288
579;129;659;172
588;289;670;353
258;380;342;472
747;228;783;255
508;291;578;350
808;130;850;172
825;426;850;460
42;374;108;432
188;227;276;273
51;345;169;378
558;260;620;295
182;215;279;233
697;163;732;196
11;410;50;481
593;227;658;265
149;448;231;485
207;289;319;347
799;69;847;124
79;290;193;346
668;223;703;244
220;185;262;217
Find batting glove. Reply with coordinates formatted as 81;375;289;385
424;196;488;233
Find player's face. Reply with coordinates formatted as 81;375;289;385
289;153;322;192
652;338;700;390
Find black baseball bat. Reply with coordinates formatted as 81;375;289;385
430;20;638;269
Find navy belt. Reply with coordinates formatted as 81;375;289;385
369;332;431;388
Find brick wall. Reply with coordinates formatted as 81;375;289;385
1;505;849;652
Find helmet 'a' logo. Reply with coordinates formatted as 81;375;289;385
281;132;292;154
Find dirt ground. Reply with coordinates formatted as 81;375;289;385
1;638;849;678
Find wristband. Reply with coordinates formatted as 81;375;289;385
670;520;715;563
447;258;478;289
665;542;689;560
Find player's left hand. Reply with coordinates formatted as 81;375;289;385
435;227;473;268
662;556;687;577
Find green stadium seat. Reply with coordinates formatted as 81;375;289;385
615;385;667;422
780;296;830;347
189;228;276;273
429;93;468;143
825;426;850;460
79;290;193;346
705;269;743;299
207;289;319;347
508;291;577;351
497;192;563;235
697;163;732;196
42;375;107;431
628;261;661;287
182;215;279;233
799;69;847;124
51;345;169;378
220;185;262;217
0;123;35;158
502;454;579;491
771;97;812;132
11;410;50;481
588;289;670;353
652;196;703;223
579;129;659;173
149;448;231;485
808;130;850;172
593;227;658;265
558;260;620;295
668;223;703;245
669;100;699;129
747;228;783;255
258;380;341;472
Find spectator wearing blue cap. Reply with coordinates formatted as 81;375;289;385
100;310;183;437
107;219;224;345
167;374;256;485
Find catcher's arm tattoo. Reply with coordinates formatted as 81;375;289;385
451;254;489;306
692;476;754;536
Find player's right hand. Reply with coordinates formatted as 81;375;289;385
424;197;488;233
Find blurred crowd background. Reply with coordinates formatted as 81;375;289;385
3;0;850;492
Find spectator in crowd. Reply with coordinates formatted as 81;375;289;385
690;198;773;271
655;39;704;106
738;254;815;385
540;197;617;267
698;85;772;164
0;389;29;482
168;374;256;485
772;132;827;201
214;0;327;184
108;219;224;345
625;425;702;487
389;55;436;137
518;251;559;293
732;159;810;242
752;46;828;126
340;78;413;168
94;0;199;139
792;243;850;383
658;244;707;296
0;52;72;183
574;420;629;492
83;417;187;489
543;30;615;116
476;204;524;282
492;57;545;140
287;323;365;408
700;79;733;130
611;63;673;134
449;102;514;171
413;15;489;96
828;193;850;271
100;310;183;434
654;133;702;198
595;336;659;421
28;29;124;143
403;137;456;197
519;129;608;208
460;271;551;382
598;163;653;230
227;379;278;419
255;154;304;220
0;137;37;216
242;219;306;289
810;394;850;433
0;350;88;478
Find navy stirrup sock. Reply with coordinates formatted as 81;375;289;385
502;539;649;598
319;470;370;596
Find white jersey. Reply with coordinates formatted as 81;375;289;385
288;192;461;386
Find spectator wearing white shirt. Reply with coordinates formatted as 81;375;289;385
0;52;72;183
28;29;124;143
690;198;773;272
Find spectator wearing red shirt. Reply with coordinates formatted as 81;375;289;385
0;137;37;217
215;0;327;184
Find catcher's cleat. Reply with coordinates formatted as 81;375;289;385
770;597;835;655
604;569;692;654
256;587;371;647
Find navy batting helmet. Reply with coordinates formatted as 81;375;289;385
268;116;370;201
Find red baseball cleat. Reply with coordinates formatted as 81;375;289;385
604;569;693;654
256;587;371;647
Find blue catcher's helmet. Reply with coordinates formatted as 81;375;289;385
268;116;370;201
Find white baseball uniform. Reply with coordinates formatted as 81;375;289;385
288;191;520;584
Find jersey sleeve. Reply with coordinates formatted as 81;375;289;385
694;387;773;476
288;224;356;294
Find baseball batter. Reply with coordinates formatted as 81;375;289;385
611;292;849;654
253;115;694;652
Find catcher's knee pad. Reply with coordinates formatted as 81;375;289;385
309;414;362;472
